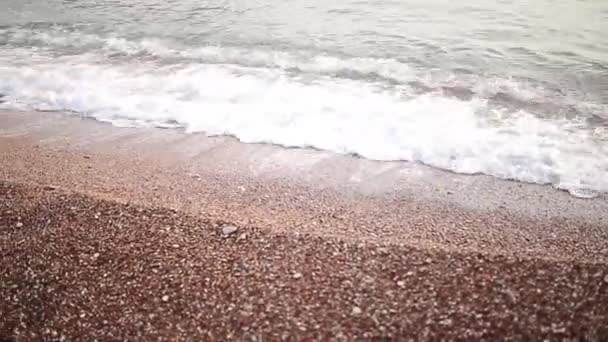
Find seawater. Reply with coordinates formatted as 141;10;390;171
1;0;607;197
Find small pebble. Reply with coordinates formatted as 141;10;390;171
15;222;23;228
440;318;453;326
161;295;169;302
293;272;303;280
397;280;405;288
221;225;238;236
351;306;362;315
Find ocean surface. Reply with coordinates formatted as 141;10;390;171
1;0;607;197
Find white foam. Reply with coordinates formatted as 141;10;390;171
4;27;607;115
0;51;606;198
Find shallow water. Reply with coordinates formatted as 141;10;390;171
1;0;607;197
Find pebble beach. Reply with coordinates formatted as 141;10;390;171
1;111;608;340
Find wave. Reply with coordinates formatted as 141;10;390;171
4;25;607;119
0;51;606;198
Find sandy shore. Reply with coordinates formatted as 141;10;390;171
1;110;608;339
2;181;608;340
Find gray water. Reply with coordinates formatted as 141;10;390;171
1;0;607;196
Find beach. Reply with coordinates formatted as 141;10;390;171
1;111;608;340
2;0;608;339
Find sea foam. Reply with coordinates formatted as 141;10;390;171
0;44;606;198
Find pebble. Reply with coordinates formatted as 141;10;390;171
351;306;362;315
16;222;23;228
293;272;303;280
43;185;57;191
221;225;238;236
440;318;453;326
161;295;169;302
397;280;405;288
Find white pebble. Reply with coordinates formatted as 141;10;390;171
221;225;238;236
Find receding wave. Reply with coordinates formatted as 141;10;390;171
1;45;606;198
4;25;606;119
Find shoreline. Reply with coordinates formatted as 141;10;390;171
1;110;608;339
0;110;607;262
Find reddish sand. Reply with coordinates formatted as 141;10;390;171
1;110;607;340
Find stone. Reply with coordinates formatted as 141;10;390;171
440;318;453;326
397;280;405;288
15;222;23;228
43;185;57;191
161;295;169;302
351;306;362;315
293;272;302;280
221;225;238;236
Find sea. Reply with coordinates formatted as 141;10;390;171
1;0;607;197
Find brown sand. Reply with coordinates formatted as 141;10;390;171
2;181;608;340
1;110;608;340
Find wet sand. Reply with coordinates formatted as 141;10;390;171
1;110;608;340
